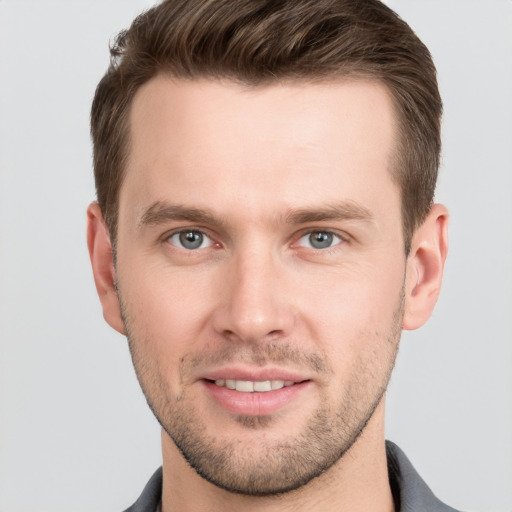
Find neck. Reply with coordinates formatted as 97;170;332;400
160;400;394;512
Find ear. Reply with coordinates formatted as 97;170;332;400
87;202;126;335
402;204;449;330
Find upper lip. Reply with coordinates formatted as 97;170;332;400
201;366;312;383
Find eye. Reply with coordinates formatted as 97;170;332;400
168;230;213;250
297;231;343;250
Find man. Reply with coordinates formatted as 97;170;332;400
87;1;455;511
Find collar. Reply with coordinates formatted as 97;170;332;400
386;440;463;512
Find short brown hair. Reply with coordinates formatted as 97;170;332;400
91;0;442;253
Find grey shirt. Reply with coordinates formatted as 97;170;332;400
124;441;463;512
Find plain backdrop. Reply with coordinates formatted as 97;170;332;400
0;1;511;511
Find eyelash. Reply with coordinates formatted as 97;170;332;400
163;228;348;252
165;229;216;251
296;230;343;249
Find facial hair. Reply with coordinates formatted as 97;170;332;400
120;287;404;497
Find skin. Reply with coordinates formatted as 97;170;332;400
88;76;448;512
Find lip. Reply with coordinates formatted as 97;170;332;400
201;367;312;416
202;366;311;383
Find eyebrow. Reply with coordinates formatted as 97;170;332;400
284;201;374;225
138;200;374;229
139;201;225;228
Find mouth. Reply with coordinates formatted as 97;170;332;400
208;379;297;393
201;373;312;416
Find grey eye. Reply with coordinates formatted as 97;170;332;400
169;230;211;250
298;231;341;249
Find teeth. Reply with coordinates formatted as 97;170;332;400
235;380;254;392
213;379;296;393
254;381;272;392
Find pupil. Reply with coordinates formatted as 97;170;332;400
180;231;203;249
310;232;332;249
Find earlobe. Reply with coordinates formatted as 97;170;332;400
87;203;126;335
402;204;449;331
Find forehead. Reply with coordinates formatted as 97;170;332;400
121;76;399;225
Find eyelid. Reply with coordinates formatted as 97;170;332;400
160;226;349;250
163;227;216;249
293;228;348;249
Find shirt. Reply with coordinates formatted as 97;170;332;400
123;441;464;512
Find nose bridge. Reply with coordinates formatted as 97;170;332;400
213;240;293;343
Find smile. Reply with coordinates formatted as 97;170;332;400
212;379;295;392
204;377;311;416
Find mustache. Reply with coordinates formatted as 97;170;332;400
182;341;330;375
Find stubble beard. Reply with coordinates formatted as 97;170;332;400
120;291;404;497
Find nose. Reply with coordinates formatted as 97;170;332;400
211;247;295;344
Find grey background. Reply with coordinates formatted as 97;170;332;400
0;1;510;511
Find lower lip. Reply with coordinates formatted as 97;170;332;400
202;380;311;416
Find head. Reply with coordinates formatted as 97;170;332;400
88;0;448;499
91;0;442;255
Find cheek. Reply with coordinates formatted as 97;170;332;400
118;262;215;358
299;263;404;355
118;270;216;403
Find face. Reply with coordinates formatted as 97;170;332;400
114;77;407;495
